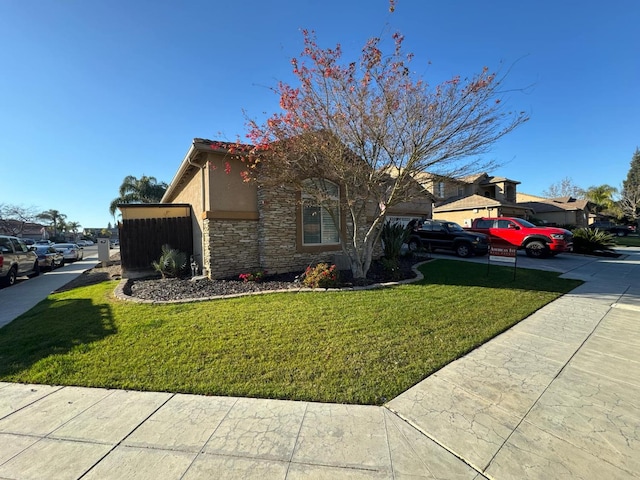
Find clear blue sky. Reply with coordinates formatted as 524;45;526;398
1;0;638;230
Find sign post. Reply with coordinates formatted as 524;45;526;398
488;241;518;279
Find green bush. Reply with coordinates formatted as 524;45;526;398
381;221;409;259
151;244;188;278
378;257;404;281
572;228;616;254
302;263;340;288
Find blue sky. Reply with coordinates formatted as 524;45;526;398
1;0;638;230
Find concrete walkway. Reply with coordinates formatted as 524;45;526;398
0;248;102;329
0;248;639;479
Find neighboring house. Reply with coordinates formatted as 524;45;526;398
416;172;531;226
516;193;592;227
0;220;47;241
141;138;432;279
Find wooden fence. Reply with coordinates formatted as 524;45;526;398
118;217;193;273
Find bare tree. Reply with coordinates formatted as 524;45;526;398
242;29;528;279
620;183;640;225
0;203;39;236
541;177;584;198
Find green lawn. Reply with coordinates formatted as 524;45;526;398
0;260;582;405
614;235;640;247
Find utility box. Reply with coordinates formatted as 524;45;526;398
98;238;110;266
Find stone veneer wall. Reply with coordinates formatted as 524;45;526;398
203;218;260;279
257;185;338;274
203;185;384;279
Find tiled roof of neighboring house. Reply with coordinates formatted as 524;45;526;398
479;175;521;185
517;195;591;214
458;172;488;184
433;194;505;212
0;220;46;237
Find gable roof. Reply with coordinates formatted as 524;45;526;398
162;138;254;203
479;175;521;186
517;195;591;214
434;194;504;212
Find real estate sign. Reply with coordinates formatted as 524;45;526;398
488;240;518;280
489;244;517;263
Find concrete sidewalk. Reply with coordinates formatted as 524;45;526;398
0;248;639;479
0;250;101;329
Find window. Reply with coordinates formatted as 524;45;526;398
436;182;445;198
301;179;340;245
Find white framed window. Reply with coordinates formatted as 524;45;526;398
437;181;445;198
301;179;340;245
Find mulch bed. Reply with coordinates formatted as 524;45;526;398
57;255;423;300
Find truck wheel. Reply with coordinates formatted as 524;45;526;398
616;230;626;237
525;241;548;258
2;267;17;287
408;239;421;252
455;242;472;258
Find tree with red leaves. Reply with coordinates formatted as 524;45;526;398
243;29;528;279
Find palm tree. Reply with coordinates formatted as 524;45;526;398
109;175;168;216
37;209;67;238
584;184;618;213
66;221;82;242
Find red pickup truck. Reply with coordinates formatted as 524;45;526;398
466;217;573;258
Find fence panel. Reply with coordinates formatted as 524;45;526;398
119;217;193;272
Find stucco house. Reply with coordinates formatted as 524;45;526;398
516;193;593;227
154;138;432;279
415;172;531;226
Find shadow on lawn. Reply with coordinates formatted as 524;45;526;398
418;259;583;294
0;297;115;378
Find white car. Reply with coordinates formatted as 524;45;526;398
53;243;84;262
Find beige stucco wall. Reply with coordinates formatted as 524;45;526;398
532;210;586;227
433;209;493;227
164;165;206;269
207;155;258;213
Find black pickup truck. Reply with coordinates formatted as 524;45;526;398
406;219;489;257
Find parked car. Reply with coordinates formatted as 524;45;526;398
0;235;40;287
53;243;84;262
77;240;95;246
35;239;53;246
406;219;489;257
588;221;636;237
466;217;573;258
110;239;120;248
33;245;65;270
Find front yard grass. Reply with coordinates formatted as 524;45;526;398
0;259;582;405
615;235;640;247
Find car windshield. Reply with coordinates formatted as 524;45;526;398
444;222;464;232
515;218;536;228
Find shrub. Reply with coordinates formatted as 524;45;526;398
151;244;188;279
378;257;404;281
239;270;267;282
302;263;340;288
381;221;409;260
572;228;616;254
